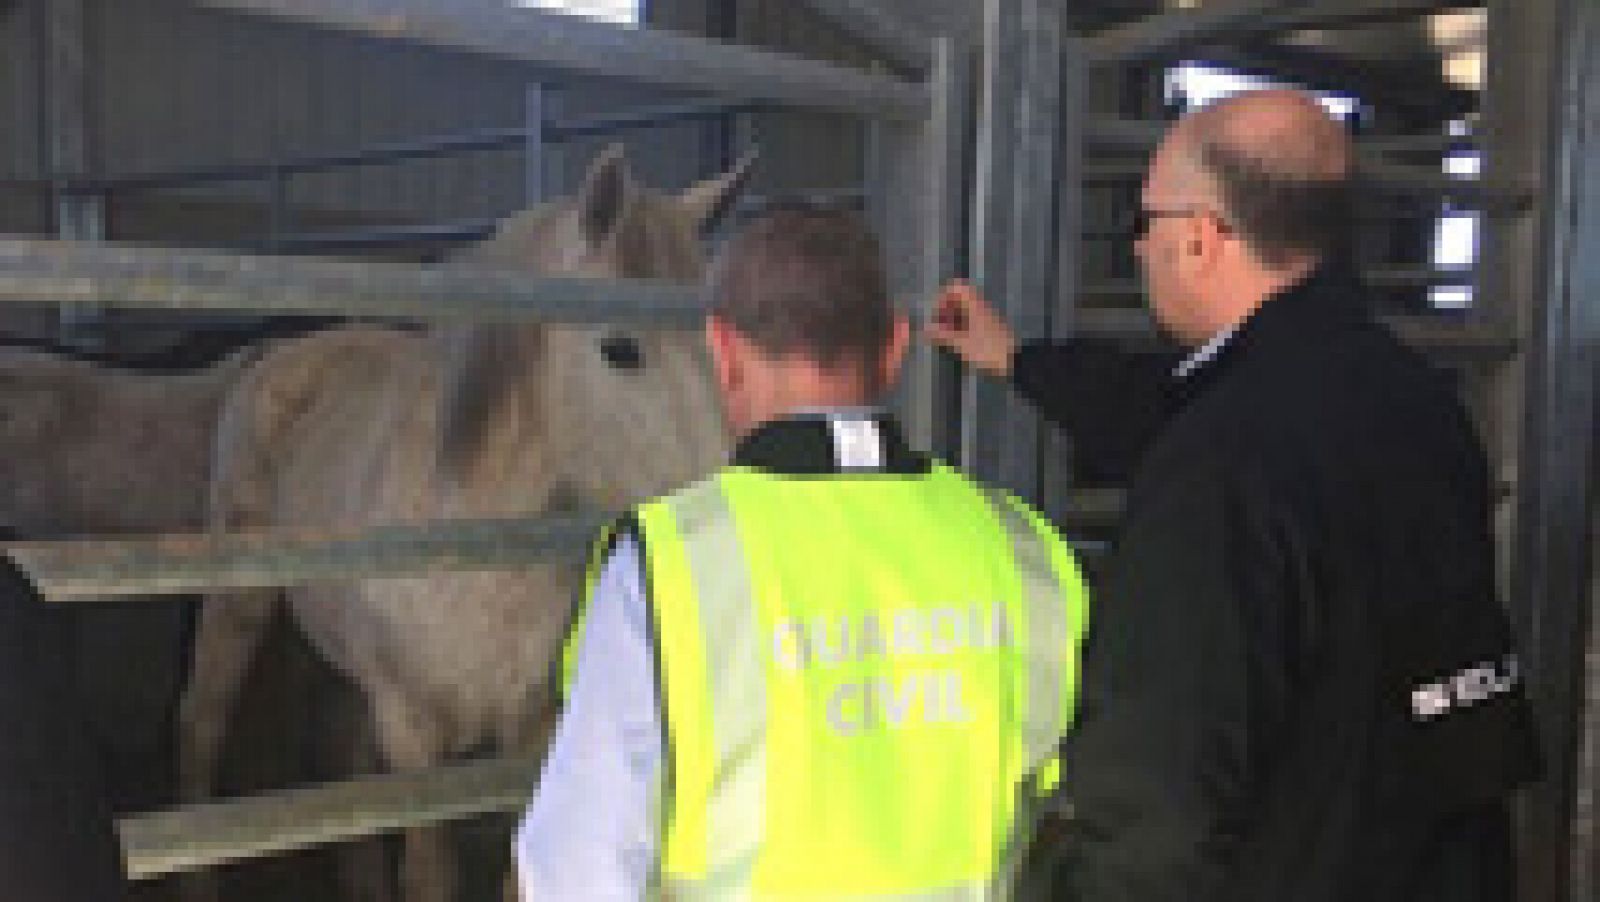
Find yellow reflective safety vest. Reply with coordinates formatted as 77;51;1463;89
568;417;1089;900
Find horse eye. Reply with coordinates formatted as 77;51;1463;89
599;333;644;370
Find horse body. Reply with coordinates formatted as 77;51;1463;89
0;346;248;538
182;147;747;901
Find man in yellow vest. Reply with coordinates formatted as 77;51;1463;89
515;203;1090;900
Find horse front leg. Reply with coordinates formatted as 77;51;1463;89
371;686;455;902
175;588;278;902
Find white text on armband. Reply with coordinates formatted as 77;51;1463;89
1410;654;1521;722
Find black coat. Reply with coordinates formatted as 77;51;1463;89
0;545;125;901
1012;269;1538;902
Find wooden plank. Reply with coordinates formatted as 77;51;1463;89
118;755;541;879
186;0;929;120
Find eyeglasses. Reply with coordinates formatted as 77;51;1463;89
1125;206;1231;240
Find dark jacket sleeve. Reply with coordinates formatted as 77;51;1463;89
0;554;127;901
1054;461;1291;901
1009;339;1179;484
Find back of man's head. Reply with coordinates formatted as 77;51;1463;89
1183;90;1355;271
707;203;892;370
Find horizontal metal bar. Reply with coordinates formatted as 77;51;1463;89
1089;118;1477;159
67;101;767;195
1086;0;1318;66
1072;306;1520;362
258;219;498;252
1085;269;1475;299
9;513;609;601
1359;134;1476;157
1084;119;1527;210
1361;267;1476;289
119;755;539;879
546;100;765;140
792;0;934;74
0;237;707;325
12;491;1124;601
733;187;869;216
190;0;930;120
1089;0;1479;65
1358;158;1534;213
1085;117;1164;151
1248;0;1481;33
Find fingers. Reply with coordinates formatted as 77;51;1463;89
926;281;979;346
923;280;1015;377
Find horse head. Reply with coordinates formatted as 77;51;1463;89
438;144;755;508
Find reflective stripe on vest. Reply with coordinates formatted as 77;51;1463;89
612;463;1088;899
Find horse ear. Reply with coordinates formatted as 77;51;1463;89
578;144;634;244
680;148;758;233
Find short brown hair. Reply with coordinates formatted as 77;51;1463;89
707;203;891;368
1197;137;1354;270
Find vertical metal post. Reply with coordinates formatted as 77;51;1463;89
265;164;289;252
45;0;106;346
1505;0;1600;896
701;0;740;176
966;0;1062;502
1476;1;1599;898
1042;32;1088;525
874;38;969;457
524;83;549;205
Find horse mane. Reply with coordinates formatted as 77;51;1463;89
435;324;543;478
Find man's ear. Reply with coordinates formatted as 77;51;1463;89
705;315;739;393
879;313;912;391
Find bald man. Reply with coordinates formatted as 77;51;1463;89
930;91;1537;902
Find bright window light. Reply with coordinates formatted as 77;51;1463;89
1167;61;1366;124
514;0;641;25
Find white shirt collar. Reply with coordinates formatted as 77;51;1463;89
1174;323;1242;380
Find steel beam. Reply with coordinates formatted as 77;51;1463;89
9;496;1122;603
1248;0;1480;33
118;755;541;879
8;514;607;601
66;101;767;196
871;38;969;456
0;237;707;324
1088;0;1480;65
964;0;1063;503
1084;118;1531;210
792;0;934;75
45;0;107;346
524;83;548;206
187;0;929;120
1085;0;1316;66
1501;0;1600;897
1042;33;1089;527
